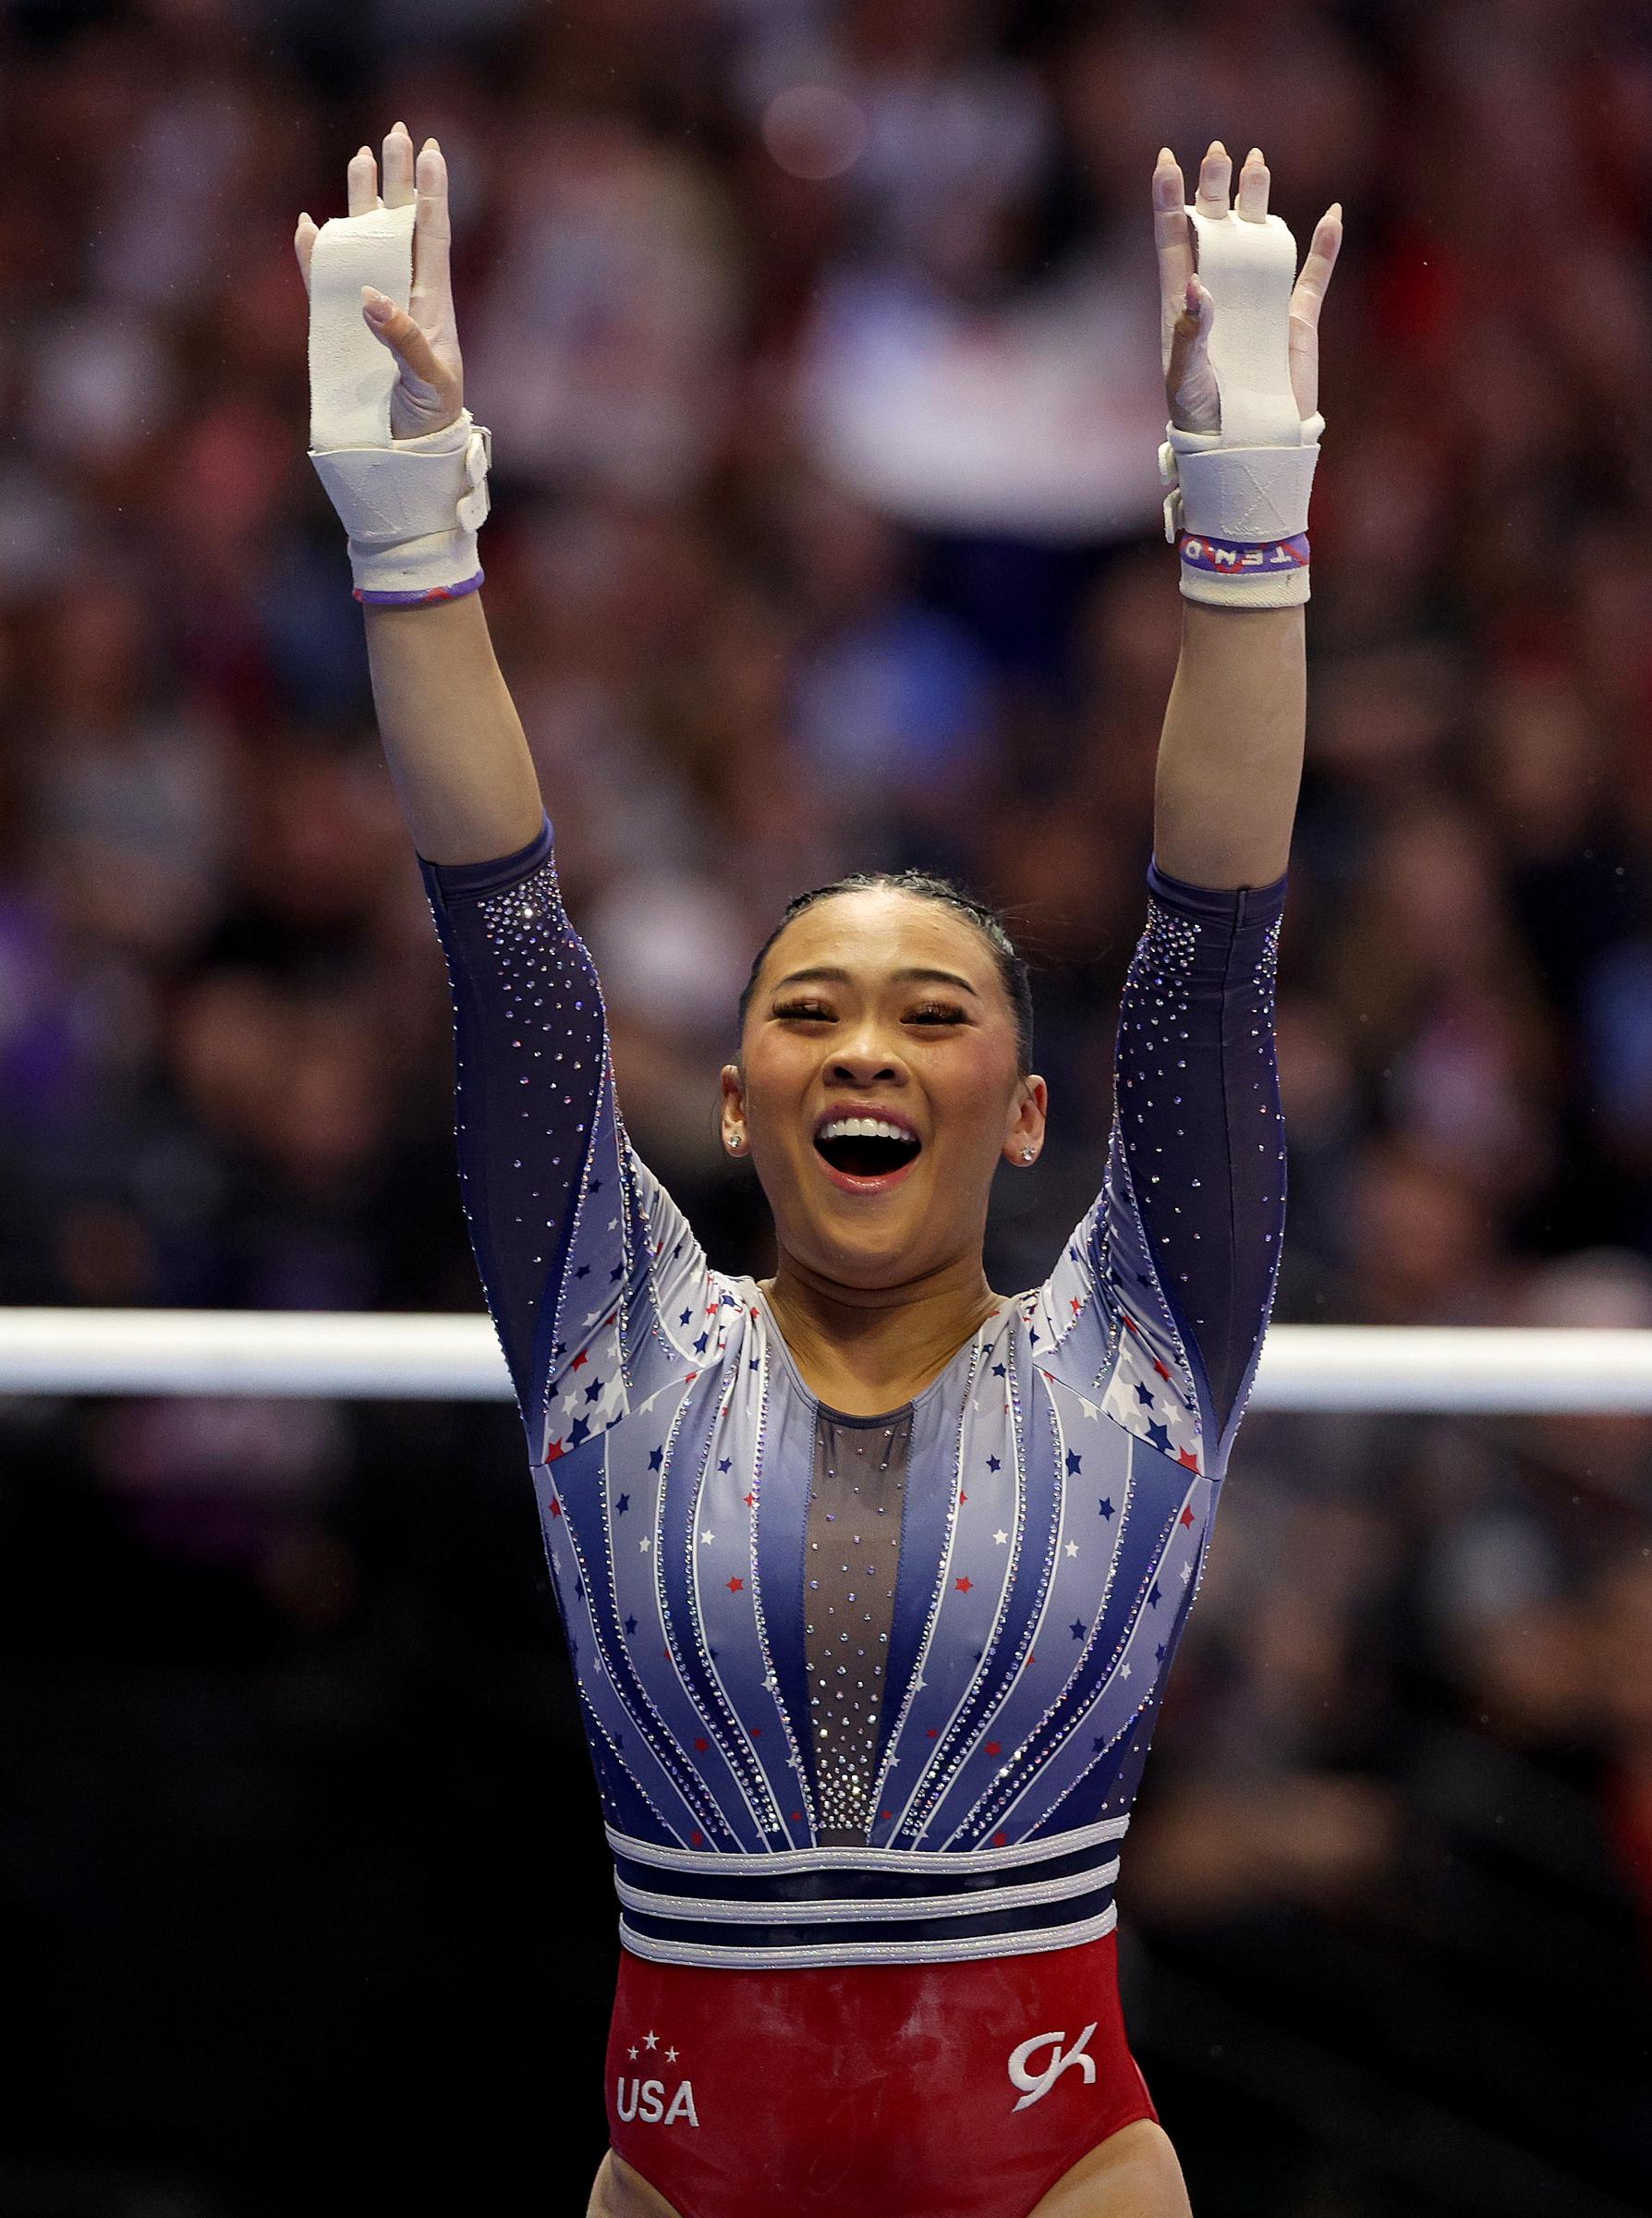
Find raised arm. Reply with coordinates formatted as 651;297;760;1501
1149;140;1340;889
295;124;541;865
1054;143;1342;1469
295;126;711;1452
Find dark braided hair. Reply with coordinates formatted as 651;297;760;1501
737;870;1035;1075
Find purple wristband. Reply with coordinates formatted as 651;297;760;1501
355;568;485;608
1176;532;1308;579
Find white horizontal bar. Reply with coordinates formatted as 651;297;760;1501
0;1311;1648;1413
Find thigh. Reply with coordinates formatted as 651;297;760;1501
1026;2120;1193;2218
586;2150;687;2218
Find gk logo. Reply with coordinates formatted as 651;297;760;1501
1007;2025;1098;2112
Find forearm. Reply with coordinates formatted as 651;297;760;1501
364;591;544;865
1152;601;1305;889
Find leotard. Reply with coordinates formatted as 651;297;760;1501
418;816;1287;2218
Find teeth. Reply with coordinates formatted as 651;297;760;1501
819;1116;916;1145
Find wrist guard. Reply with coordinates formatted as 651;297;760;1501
306;201;491;603
1158;205;1323;610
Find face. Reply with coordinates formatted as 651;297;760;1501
722;889;1047;1290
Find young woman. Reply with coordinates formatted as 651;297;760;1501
297;124;1341;2218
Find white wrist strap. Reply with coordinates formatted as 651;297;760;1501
306;201;491;603
1157;206;1323;609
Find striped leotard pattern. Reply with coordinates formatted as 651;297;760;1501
419;816;1286;1968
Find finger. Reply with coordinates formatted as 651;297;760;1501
362;287;454;396
347;143;377;217
1153;147;1194;318
1195;139;1231;217
382;119;415;210
294;213;318;297
1236;146;1269;223
1167;275;1221;433
1290;202;1344;333
411;140;452;323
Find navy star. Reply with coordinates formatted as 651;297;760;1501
575;1263;589;1279
1065;1450;1082;1475
1145;1418;1171;1453
584;1378;603;1403
1155;1643;1166;1662
1069;1618;1086;1639
615;1493;630;1516
649;1445;664;1471
987;1455;1002;1472
1134;1380;1155;1408
678;1310;692;1326
1099;1497;1114;1519
693;1332;709;1354
748;1358;760;1372
574;1579;584;1600
991;1363;1006;1378
1028;1328;1040;1347
718;1458;731;1473
625;1615;638;1635
1092;1737;1107;1753
568;1415;590;1446
1148;1582;1161;1608
609;1263;623;1283
589;1177;602;1193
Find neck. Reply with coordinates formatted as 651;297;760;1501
760;1248;1002;1416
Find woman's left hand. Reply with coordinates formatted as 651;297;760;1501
1154;141;1342;435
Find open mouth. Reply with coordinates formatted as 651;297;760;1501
814;1115;923;1185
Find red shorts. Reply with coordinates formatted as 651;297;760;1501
605;1931;1158;2218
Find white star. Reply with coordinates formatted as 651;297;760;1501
993;1529;1008;1545
1120;1663;1132;1680
1064;1541;1079;1558
665;2045;678;2063
1180;1561;1192;1583
640;1536;651;1553
1079;1398;1099;1421
644;2029;659;2051
699;1529;715;1545
627;2045;638;2060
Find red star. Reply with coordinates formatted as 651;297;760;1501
955;1577;974;1593
727;1577;743;1592
690;1830;704;1847
1177;1448;1199;1471
549;1497;562;1517
694;1737;709;1752
927;1726;939;1737
880;1809;892;1822
960;1491;968;1504
686;1371;698;1383
744;1493;757;1508
986;1740;1001;1755
1070;1297;1082;1315
706;1300;719;1315
790;1810;802;1822
546;1439;565;1461
751;1726;762;1737
572;1350;589;1370
1179;1505;1196;1527
993;1832;1009;1847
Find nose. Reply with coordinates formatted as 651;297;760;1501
828;1041;903;1087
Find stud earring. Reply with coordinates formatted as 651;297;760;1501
1021;1147;1036;1164
728;1133;744;1152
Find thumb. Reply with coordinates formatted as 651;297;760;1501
360;287;450;394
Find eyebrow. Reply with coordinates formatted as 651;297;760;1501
771;965;980;997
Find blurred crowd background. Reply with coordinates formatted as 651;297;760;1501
1;0;1651;2212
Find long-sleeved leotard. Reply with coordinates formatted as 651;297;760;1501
418;818;1286;2214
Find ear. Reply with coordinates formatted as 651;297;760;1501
1002;1073;1049;1168
720;1063;748;1157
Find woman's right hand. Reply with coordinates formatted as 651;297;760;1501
294;122;466;441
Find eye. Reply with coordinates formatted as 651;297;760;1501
905;1001;969;1027
771;998;834;1023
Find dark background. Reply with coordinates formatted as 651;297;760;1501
2;0;1651;2212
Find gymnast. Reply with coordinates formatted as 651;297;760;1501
296;122;1342;2218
